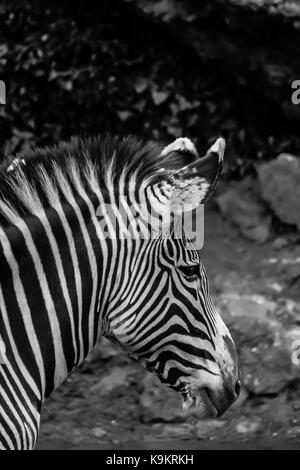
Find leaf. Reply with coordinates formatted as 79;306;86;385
117;110;132;121
142;0;182;22
90;366;134;396
264;64;289;86
167;125;182;137
0;44;8;57
134;77;149;94
59;79;73;91
133;99;146;113
151;90;169;106
176;94;199;111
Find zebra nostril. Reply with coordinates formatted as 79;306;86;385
234;380;241;399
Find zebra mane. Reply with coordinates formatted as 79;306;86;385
0;135;164;228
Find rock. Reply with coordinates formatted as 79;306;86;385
139;374;183;423
92;427;107;438
272;236;289;250
213;271;251;295
150;423;194;439
229;386;248;410
281;275;300;301
287;426;300;438
258;154;300;230
90;366;134;395
196;420;226;439
243;224;271;244
236;419;261;434
218;293;276;326
293;402;300;412
217;293;298;395
86;338;123;362
241;346;294;395
273;299;300;324
216;179;271;244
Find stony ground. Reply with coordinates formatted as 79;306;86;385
36;203;300;450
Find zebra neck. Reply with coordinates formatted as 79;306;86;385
0;192;112;399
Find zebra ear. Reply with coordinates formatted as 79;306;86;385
160;137;199;162
158;138;225;214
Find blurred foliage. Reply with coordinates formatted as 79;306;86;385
1;0;300;177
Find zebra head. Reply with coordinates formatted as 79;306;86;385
103;136;240;419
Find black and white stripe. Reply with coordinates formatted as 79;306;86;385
0;135;239;450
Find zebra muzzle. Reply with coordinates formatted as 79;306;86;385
181;389;218;419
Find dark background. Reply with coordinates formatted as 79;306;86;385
1;0;300;177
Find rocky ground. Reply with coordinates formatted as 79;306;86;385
36;163;300;449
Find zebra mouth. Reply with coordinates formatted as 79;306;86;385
181;388;218;419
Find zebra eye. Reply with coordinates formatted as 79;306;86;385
179;265;199;279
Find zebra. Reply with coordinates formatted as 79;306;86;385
0;134;240;450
